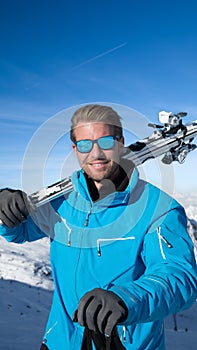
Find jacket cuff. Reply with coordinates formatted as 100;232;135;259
109;285;140;324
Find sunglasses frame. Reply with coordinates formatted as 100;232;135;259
74;135;121;153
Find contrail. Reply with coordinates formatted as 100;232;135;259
71;42;127;70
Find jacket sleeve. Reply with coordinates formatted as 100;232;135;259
0;200;60;243
109;205;197;325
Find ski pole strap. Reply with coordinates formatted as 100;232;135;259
81;327;93;350
105;328;126;350
40;344;49;350
81;327;126;350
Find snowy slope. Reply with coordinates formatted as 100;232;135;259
0;237;53;350
165;303;197;350
0;237;53;289
0;279;53;350
0;194;197;350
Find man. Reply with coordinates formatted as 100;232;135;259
0;104;197;350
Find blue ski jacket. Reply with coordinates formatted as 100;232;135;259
1;166;197;349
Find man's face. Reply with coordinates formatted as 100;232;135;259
72;122;124;185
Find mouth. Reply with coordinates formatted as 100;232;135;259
88;160;109;169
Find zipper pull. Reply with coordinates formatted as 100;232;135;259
97;242;101;257
122;326;127;343
84;215;89;226
160;235;173;248
84;207;92;227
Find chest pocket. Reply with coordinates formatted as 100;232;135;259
89;235;145;288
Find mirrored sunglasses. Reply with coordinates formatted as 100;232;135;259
74;135;121;153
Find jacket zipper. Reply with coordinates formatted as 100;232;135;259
42;321;58;345
84;207;92;227
122;325;127;343
74;204;92;299
64;205;92;247
157;226;173;260
120;325;133;344
97;236;135;257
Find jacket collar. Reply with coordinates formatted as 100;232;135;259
71;160;139;204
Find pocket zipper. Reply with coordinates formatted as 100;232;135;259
157;226;173;260
97;236;135;256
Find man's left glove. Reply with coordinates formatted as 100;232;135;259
0;189;35;228
73;288;128;337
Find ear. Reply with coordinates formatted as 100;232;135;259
119;136;125;154
72;143;77;154
120;136;124;145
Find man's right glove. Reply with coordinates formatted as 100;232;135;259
0;189;35;228
73;288;128;337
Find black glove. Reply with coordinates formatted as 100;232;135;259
73;288;128;337
0;189;35;228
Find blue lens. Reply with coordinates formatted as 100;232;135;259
97;136;115;149
76;139;93;153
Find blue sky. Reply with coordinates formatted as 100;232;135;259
1;0;197;195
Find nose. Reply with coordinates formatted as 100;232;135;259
89;142;104;158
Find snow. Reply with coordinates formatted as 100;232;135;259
0;279;53;350
165;303;197;350
0;237;53;350
0;195;197;349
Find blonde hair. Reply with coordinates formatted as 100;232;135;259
70;104;123;141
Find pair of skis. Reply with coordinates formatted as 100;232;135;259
29;110;197;207
0;110;197;226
